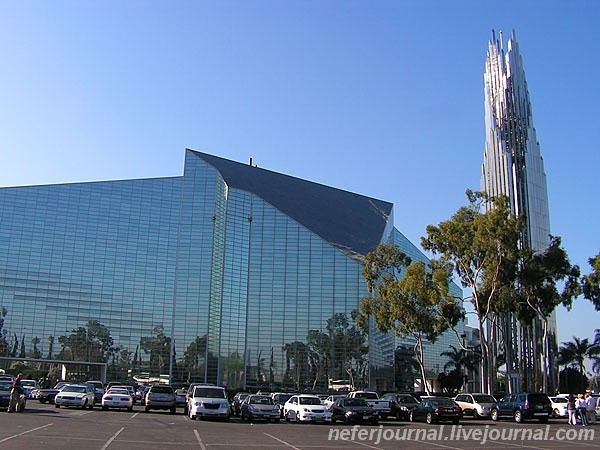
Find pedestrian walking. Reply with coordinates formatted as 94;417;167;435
567;394;578;425
8;373;23;413
586;392;597;425
577;393;588;426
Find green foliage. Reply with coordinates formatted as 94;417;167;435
358;244;463;394
515;236;581;324
57;320;115;362
582;252;600;309
140;325;171;375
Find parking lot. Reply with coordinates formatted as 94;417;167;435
1;402;599;450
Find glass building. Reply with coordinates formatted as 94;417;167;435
482;30;555;393
0;149;461;390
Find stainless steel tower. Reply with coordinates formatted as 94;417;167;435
481;30;555;393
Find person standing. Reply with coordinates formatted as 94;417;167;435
8;373;23;413
576;393;589;426
567;394;578;425
586;393;597;425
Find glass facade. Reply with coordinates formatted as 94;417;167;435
0;149;462;390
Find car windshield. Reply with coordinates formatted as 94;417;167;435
0;382;11;392
64;386;87;393
108;389;128;395
276;394;292;403
299;397;321;405
473;395;496;403
398;396;419;405
430;398;456;408
151;386;173;394
21;380;37;387
249;396;273;405
344;399;368;407
354;392;378;400
194;388;226;399
551;397;567;403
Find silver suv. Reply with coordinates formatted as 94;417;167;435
144;384;176;414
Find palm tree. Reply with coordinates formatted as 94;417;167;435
558;337;595;374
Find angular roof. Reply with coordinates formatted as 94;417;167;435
189;150;392;259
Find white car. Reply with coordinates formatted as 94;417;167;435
549;396;568;418
55;384;95;409
323;395;346;409
453;393;496;419
283;394;332;424
187;385;230;421
102;387;133;411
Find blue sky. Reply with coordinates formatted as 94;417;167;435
1;1;598;348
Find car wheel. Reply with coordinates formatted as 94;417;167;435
82;400;88;410
55;404;60;408
102;406;108;411
274;418;280;423
426;412;434;424
89;401;94;410
144;406;150;413
491;409;499;421
453;419;460;425
170;407;176;414
553;408;560;418
514;410;523;423
40;399;46;404
295;411;300;423
539;417;548;423
128;407;133;412
473;409;480;419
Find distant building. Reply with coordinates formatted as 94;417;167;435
482;30;555;393
0;149;462;390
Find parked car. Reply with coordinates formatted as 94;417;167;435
330;397;379;425
20;380;40;399
102;387;133;411
490;393;552;423
283;394;332;424
231;392;251;416
271;392;294;418
380;393;420;420
453;393;497;419
55;384;95;409
549;396;568;418
138;385;150;406
410;397;462;424
323;394;346;410
187;385;230;421
86;381;105;404
0;380;26;412
145;384;176;414
240;394;280;422
175;388;187;408
346;391;391;418
38;382;69;404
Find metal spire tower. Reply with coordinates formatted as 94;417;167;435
481;29;555;393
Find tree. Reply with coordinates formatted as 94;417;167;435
559;337;594;375
358;244;463;395
422;191;522;394
140;325;171;375
30;336;42;359
57;320;115;362
582;252;600;309
514;236;580;392
282;341;308;389
0;307;9;357
183;335;207;382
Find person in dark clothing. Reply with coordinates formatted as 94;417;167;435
8;373;23;413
